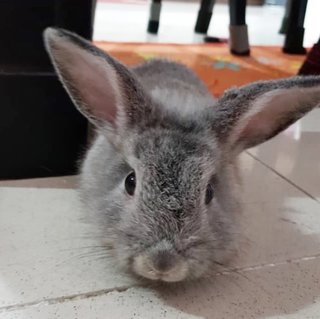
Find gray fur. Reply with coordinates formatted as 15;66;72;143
44;28;320;282
212;76;320;148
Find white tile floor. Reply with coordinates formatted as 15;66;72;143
1;2;320;318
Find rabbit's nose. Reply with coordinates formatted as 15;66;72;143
151;250;176;272
132;248;189;282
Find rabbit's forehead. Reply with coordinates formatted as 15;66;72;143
137;148;204;210
134;130;212;159
132;130;219;179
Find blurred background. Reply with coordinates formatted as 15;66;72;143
1;0;319;180
93;0;319;46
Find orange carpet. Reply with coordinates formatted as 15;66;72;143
95;42;306;97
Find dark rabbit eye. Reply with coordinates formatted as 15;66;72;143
125;172;136;195
205;183;214;205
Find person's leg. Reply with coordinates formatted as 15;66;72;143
229;0;250;56
283;0;308;54
147;0;162;34
195;0;216;34
279;0;292;34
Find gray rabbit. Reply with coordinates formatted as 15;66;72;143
44;28;320;282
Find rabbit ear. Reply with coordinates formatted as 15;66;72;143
213;76;320;153
44;27;152;134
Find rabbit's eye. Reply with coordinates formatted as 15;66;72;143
125;172;136;195
205;183;214;205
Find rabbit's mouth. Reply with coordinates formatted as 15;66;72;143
129;239;190;282
132;252;189;282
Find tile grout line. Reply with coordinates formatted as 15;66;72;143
215;253;320;276
0;285;135;313
1;253;320;313
246;151;320;203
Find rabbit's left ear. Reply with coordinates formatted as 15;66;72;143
213;76;320;153
43;27;153;136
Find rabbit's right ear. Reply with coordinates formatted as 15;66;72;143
44;28;152;136
213;76;320;154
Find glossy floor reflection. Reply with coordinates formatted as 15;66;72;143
0;108;319;318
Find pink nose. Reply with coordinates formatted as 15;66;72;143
133;243;189;282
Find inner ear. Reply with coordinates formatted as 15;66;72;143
233;88;315;149
46;33;124;127
66;47;121;123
